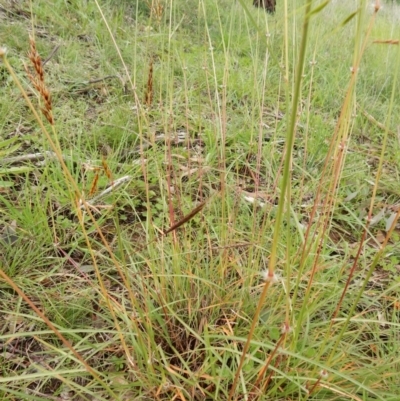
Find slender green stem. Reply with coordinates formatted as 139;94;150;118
227;2;314;399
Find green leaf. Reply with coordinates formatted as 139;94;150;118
0;166;34;175
269;327;280;341
307;0;331;17
0;136;20;149
341;10;359;27
0;180;14;188
0;141;21;158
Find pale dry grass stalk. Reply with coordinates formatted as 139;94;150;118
24;36;54;125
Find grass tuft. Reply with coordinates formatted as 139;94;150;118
1;0;400;400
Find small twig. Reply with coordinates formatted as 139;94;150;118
64;75;119;85
86;75;119;84
80;175;132;209
64;75;123;95
372;39;399;45
360;108;396;136
1;150;143;168
1;151;59;164
42;44;60;66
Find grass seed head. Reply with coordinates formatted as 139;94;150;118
28;36;45;84
261;270;280;284
281;322;292;334
25;36;54;125
319;369;329;379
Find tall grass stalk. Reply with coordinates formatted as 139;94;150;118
228;1;314;398
1;0;400;399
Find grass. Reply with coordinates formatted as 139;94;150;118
1;0;400;400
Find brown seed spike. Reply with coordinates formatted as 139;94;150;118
41;108;54;125
163;200;207;235
101;156;113;184
26;36;54;125
89;172;100;197
35;56;45;83
144;58;154;106
42;86;52;110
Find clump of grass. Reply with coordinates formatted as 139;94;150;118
1;0;400;400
